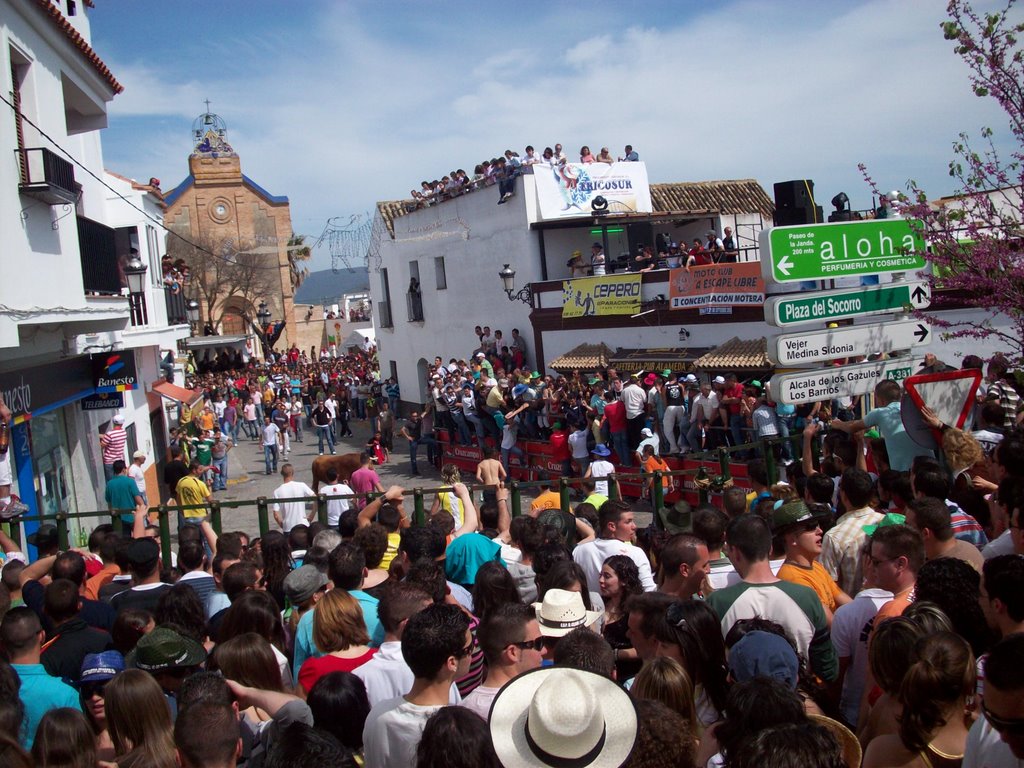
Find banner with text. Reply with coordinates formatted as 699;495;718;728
669;262;765;309
534;161;652;221
562;274;642;318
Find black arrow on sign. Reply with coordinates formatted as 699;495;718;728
911;286;928;303
914;324;929;343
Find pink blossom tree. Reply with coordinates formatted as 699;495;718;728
861;0;1024;364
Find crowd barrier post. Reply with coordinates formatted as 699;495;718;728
157;506;173;568
559;478;571;515
608;475;621;502
509;481;522;519
256;497;270;538
717;447;730;479
3;522;20;550
55;514;70;552
652;472;665;516
317;495;328;526
764;439;779;485
209;500;223;537
111;515;124;537
413;489;425;526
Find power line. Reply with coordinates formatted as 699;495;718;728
0;91;292;273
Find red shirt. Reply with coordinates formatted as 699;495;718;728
725;383;745;415
549;430;571;461
298;648;376;693
604;400;627;433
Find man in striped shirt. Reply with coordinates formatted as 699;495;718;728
100;416;128;482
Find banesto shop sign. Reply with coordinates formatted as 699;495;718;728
91;352;139;393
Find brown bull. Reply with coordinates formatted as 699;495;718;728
310;452;363;493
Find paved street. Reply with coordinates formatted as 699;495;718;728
208;415;652;536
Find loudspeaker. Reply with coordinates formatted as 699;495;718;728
773;180;823;226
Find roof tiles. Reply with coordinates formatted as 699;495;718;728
32;0;123;94
694;336;771;371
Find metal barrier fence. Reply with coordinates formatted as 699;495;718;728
2;434;805;567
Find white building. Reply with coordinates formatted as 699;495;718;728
370;167;772;405
2;0;189;550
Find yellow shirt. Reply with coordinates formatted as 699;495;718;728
176;475;211;519
530;490;562;513
380;531;401;571
778;560;841;612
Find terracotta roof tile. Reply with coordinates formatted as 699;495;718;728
694;336;771;371
651;180;774;219
32;0;123;95
549;342;616;372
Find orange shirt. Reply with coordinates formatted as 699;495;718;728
83;562;120;601
530;490;562;513
643;456;670;488
778;561;842;612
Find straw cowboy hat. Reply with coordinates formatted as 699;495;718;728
531;589;602;638
489;667;638;768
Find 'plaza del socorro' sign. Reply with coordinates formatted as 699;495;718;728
760;219;927;283
765;282;931;327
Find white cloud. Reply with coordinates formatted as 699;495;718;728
98;0;1018;270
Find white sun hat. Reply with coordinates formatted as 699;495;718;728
531;588;602;638
489;667;638;768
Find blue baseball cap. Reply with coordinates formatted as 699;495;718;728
728;631;799;689
79;651;125;683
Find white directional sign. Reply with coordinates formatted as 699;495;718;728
772;319;931;366
764;282;931;327
773;357;923;405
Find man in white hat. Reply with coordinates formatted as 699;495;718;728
489;666;638;768
573;501;657;595
128;450;148;508
99;415;128;482
532;588;603;661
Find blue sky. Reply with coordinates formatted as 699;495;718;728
89;0;1016;271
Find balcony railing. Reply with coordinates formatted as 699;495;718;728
77;216;122;296
15;147;79;205
165;290;188;325
407;291;424;322
377;301;393;328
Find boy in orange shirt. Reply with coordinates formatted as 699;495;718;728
641;444;674;499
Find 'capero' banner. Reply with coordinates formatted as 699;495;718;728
562;274;642;318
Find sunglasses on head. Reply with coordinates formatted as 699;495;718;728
983;702;1024;735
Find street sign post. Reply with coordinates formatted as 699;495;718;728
765;282;930;327
760;219;927;283
771;319;931;366
772;357;922;405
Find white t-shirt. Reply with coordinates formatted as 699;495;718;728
963;714;1022;768
573;538;656;594
461;685;500;720
831;587;893;727
273;480;316;532
353;642;461;708
568;430;591;459
621;384;647;419
320;482;353;527
588;459;615;497
262;423;281;447
128;463;146;494
363;698;444;768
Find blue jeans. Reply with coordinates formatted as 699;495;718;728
211;456;228;490
729;414;746;450
264;445;278;474
464;413;486;444
245;419;259;440
777;416;795;461
410;436;437;473
317;425;335;454
611;432;631;466
450;411;472;445
355;398;366;419
388;395;400;414
501;445;525;474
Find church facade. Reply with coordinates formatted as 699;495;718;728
163;110;302;352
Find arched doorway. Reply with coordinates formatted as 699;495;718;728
219;297;249;335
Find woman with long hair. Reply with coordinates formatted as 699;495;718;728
104;670;176;768
155;583;208;647
77;653;122;761
863;632;975;768
298;589;376;694
654;599;729;728
31;708;96;768
859;616;925;747
307;671;371;756
218;589;292;688
599;555;643;680
630;655;698;727
471;561;521;626
259;531;294;611
210;633;284;724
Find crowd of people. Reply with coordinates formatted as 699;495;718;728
2;325;1024;768
408;143;642;209
0;376;1022;767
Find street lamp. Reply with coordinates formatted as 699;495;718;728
124;252;148;326
186;299;200;326
498;264;532;305
256;301;271;327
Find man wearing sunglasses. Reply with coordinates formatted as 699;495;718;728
462;603;542;720
964;633;1024;765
